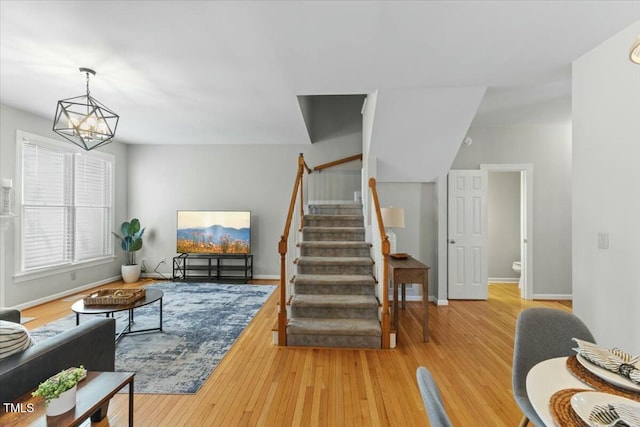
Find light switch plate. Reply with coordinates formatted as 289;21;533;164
597;232;609;249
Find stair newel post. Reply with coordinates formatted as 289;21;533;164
368;177;391;349
278;236;288;346
278;154;308;346
380;235;391;349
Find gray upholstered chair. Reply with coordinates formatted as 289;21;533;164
512;307;595;427
416;366;453;427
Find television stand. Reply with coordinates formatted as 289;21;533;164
172;254;253;283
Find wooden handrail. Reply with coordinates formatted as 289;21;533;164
302;158;312;174
277;153;309;346
313;154;362;172
368;177;391;349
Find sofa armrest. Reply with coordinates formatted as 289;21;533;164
0;317;116;404
0;308;21;323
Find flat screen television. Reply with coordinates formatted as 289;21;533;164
177;210;251;255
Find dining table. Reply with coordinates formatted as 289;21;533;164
526;355;640;426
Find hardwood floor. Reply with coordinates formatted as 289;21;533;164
20;280;571;426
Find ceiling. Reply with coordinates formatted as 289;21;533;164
1;1;639;146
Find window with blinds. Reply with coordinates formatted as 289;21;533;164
20;137;113;272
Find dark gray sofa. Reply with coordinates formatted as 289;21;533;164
0;313;116;415
0;307;21;323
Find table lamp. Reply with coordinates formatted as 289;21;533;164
381;206;405;255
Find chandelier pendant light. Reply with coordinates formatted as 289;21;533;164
53;67;119;151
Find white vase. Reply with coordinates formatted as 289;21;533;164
46;385;76;416
121;264;141;283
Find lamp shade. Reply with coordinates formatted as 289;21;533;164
381;207;405;228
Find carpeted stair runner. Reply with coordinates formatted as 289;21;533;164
287;204;382;348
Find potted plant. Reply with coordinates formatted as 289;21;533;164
32;366;86;416
113;218;146;283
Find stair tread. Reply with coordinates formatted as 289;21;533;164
297;256;373;264
304;214;363;219
291;294;378;307
309;204;362;208
295;274;375;284
304;226;364;232
287;318;381;336
300;241;370;247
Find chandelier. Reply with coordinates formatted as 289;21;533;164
53;67;119;151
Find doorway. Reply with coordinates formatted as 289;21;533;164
488;171;522;289
481;164;532;300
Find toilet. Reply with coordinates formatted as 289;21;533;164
512;261;522;287
512;261;521;275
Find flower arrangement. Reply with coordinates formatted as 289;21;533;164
32;366;86;405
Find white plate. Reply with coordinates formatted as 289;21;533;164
571;392;640;427
577;354;640;392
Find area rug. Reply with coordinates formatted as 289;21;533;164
29;282;276;394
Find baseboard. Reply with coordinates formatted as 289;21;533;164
488;277;520;283
11;275;122;310
426;295;449;306
532;293;573;301
142;272;172;280
254;274;279;280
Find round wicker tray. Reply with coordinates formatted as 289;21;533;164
546;357;640;426
566;355;640;402
549;388;590;427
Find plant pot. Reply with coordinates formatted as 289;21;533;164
121;264;141;283
46;385;76;416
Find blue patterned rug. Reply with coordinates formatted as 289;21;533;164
29;282;276;394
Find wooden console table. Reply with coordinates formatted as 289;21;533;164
388;256;430;342
0;371;134;427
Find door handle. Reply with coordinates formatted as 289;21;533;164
449;239;456;244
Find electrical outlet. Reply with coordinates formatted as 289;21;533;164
161;257;166;264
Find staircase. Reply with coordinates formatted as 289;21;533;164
286;203;382;348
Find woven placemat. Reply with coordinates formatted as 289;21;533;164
566;355;640;402
549;388;590;427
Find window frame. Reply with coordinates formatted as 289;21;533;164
14;130;115;283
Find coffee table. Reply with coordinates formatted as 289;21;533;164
72;288;163;342
0;371;134;427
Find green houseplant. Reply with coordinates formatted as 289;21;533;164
32;366;86;416
113;218;145;283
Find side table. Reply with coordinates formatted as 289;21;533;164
388;256;431;342
0;371;134;427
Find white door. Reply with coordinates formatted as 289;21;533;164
448;170;488;299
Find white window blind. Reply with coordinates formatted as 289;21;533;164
21;138;113;272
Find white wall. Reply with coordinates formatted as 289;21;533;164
572;22;640;353
369;86;485;183
127;133;362;278
375;182;438;300
452;124;573;297
0;104;128;307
